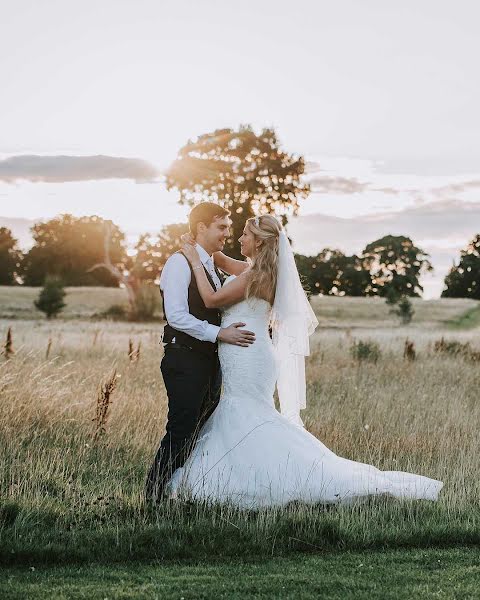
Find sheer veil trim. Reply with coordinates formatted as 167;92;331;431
271;230;319;427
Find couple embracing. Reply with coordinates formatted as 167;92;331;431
146;202;442;508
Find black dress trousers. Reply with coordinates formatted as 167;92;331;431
145;346;222;502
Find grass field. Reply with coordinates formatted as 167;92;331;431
1;548;479;599
1;287;479;596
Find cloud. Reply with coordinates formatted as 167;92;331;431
304;161;325;174
0;155;160;183
429;179;480;197
370;186;400;195
305;159;401;196
305;159;480;198
310;175;370;195
305;160;371;194
288;199;480;257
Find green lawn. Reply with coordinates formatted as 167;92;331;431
1;548;478;599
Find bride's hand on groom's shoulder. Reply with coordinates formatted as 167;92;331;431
180;233;195;246
181;242;201;267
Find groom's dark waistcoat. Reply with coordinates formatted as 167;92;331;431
161;253;225;357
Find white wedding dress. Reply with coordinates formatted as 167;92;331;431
168;277;443;508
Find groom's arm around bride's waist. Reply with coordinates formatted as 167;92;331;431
160;253;255;347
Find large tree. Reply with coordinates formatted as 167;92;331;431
295;249;371;297
0;227;22;285
129;223;189;283
22;214;128;286
334;253;372;296
87;221;190;315
165;125;310;258
442;234;480;299
295;249;345;296
361;235;432;297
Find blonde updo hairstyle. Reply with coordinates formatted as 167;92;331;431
245;215;281;305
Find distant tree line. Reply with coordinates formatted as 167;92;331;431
441;234;480;299
1;216;478;299
0;125;478;299
0;227;22;285
0;216;187;286
295;235;434;298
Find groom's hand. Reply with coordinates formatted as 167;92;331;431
218;323;255;347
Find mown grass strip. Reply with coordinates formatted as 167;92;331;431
1;548;479;600
1;498;479;566
446;303;480;329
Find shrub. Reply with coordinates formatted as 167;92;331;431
34;276;66;319
393;296;414;325
387;294;414;325
350;339;381;363
434;337;472;357
385;287;401;306
99;304;128;320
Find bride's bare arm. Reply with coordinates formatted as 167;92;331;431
179;233;248;277
194;268;248;308
213;251;249;276
181;245;248;308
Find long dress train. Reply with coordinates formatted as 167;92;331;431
168;278;443;508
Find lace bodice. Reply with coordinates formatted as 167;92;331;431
217;275;277;406
220;275;272;334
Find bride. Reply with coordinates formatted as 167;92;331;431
170;214;443;507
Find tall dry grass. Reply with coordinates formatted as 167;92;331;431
0;298;479;563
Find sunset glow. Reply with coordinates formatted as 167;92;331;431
1;0;479;298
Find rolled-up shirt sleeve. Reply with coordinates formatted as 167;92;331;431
160;253;220;343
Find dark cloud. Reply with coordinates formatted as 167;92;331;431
0;155;159;183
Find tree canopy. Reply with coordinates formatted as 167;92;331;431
295;236;432;298
165;125;310;259
0;227;22;285
129;223;189;283
295;249;372;297
361;235;432;297
34;276;67;318
442;234;480;299
21;214;128;286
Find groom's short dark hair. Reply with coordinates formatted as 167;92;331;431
189;202;231;237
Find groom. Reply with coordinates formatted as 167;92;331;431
145;202;256;503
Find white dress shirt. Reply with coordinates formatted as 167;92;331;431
159;244;221;343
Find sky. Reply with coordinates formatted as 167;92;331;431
1;0;479;298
